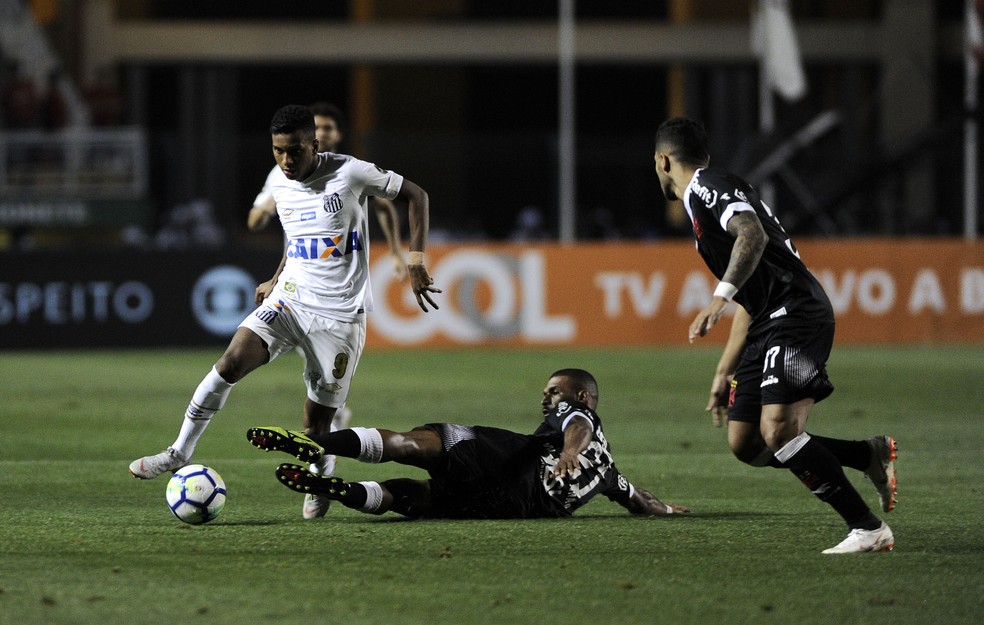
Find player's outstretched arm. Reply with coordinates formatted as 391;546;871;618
624;486;690;516
397;178;442;312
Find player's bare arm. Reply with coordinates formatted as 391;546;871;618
255;252;288;305
398;178;442;312
688;211;766;342
721;211;767;286
552;415;593;479
705;305;751;427
625;486;690;516
370;197;408;281
247;196;278;232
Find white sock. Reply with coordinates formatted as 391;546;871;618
774;432;811;464
311;451;337;476
172;366;234;458
358;481;384;513
350;427;384;463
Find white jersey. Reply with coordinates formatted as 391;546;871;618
253;165;280;207
267;152;404;321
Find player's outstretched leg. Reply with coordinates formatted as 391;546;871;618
863;435;897;513
129;447;188;479
822;521;895;554
246;427;324;463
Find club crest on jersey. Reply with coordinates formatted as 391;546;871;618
556;401;571;415
323;192;343;214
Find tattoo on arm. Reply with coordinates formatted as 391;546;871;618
722;212;766;287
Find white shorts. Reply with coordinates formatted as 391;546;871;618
239;300;367;407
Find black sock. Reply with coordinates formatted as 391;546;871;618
309;429;362;458
807;433;870;472
336;481;368;509
779;436;881;530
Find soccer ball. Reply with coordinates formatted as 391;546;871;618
165;464;227;524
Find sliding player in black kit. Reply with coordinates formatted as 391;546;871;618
653;117;896;554
246;368;689;519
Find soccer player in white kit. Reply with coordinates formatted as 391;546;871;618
247;102;408;283
130;104;442;520
246;102;406;438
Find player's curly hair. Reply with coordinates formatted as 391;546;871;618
550;368;599;404
654;117;710;167
270;105;316;138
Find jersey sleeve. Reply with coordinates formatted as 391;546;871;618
540;401;598;434
352;158;404;201
717;198;755;232
693;168;756;232
601;471;634;507
253;165;281;206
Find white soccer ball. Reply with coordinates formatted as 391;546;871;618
165;464;226;524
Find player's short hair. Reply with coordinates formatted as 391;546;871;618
309;101;346;131
654;117;710;167
550;368;599;404
270;105;315;139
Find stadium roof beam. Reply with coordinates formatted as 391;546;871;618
83;18;891;70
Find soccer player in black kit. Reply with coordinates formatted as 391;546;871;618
246;368;689;519
653;117;896;554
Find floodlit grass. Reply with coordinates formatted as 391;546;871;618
1;346;982;625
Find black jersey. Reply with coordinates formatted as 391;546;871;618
682;167;834;335
532;400;632;515
421;402;632;519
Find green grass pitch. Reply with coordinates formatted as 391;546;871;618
1;345;982;625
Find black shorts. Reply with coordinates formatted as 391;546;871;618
728;322;836;423
418;424;557;519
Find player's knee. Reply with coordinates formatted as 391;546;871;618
731;443;761;465
384;429;442;465
213;356;246;383
387;432;423;459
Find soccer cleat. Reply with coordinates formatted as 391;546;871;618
277;463;349;498
301;455;337;520
129;447;188;480
302;494;332;519
822;522;894;554
246;427;324;463
864;435;897;513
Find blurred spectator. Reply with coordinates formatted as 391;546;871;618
154;199;227;250
84;67;124;126
509;205;549;241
